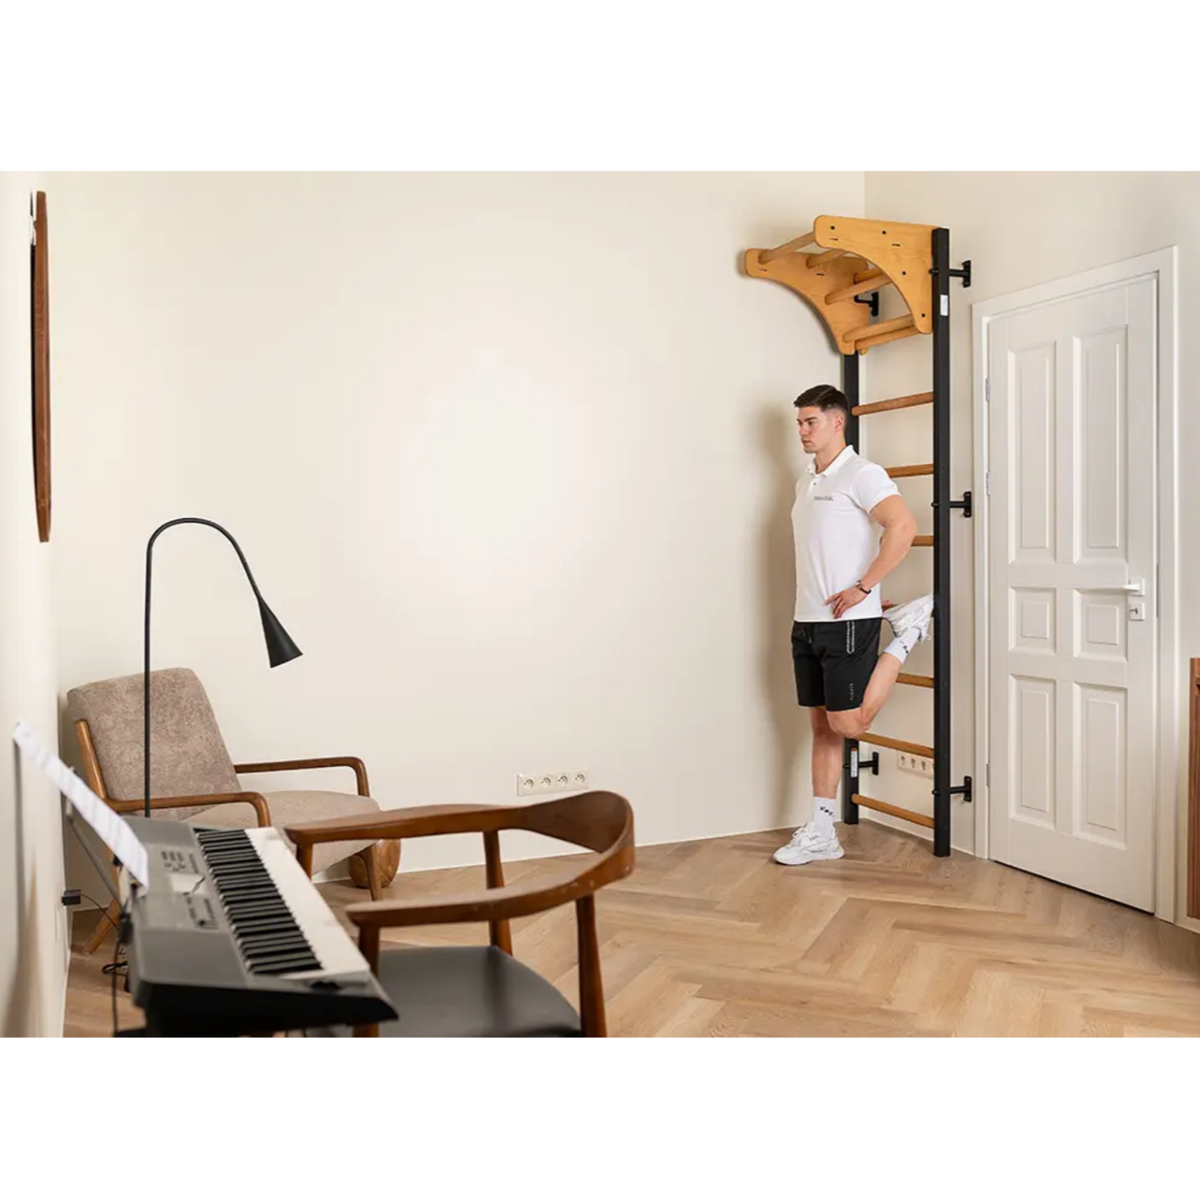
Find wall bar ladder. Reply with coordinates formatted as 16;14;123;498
744;216;973;856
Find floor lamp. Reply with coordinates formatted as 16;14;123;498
143;517;301;817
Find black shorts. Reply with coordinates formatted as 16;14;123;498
792;618;882;712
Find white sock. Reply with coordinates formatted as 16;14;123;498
812;797;836;837
883;626;922;664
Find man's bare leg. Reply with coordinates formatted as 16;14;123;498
827;596;934;740
810;707;842;799
773;707;848;864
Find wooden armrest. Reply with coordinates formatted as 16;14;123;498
285;803;512;849
345;862;592;930
234;756;370;797
109;792;272;828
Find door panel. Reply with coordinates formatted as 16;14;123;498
989;278;1157;910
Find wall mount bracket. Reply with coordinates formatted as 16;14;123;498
948;777;973;804
854;291;880;317
948;491;972;519
934;260;972;288
847;749;880;778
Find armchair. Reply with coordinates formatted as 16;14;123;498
285;790;634;1037
67;667;386;954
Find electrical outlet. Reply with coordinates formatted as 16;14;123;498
516;770;588;796
897;751;933;776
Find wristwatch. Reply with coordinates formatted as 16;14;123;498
855;580;871;595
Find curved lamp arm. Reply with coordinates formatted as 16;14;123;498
144;517;301;817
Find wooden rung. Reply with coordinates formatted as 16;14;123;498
853;267;885;286
885;463;934;479
826;275;896;306
808;248;847;268
912;535;933;547
857;732;935;758
847;315;914;343
851;391;934;416
856;324;922;353
758;231;816;264
898;672;934;688
852;794;935;830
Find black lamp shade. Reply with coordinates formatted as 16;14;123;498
258;599;302;667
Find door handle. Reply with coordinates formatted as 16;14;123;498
1117;579;1145;596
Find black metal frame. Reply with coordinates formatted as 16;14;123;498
841;351;863;829
931;229;952;855
840;229;973;856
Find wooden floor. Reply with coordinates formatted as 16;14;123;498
64;822;1200;1037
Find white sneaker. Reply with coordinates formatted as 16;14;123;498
773;823;844;866
885;593;934;643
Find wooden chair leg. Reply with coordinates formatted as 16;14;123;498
360;845;382;902
84;899;121;956
483;830;513;955
576;894;606;1037
354;925;382;1036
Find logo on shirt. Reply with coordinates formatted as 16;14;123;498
811;495;835;502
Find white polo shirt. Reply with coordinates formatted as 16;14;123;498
792;445;899;622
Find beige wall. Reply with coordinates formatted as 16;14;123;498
47;172;864;873
862;172;1200;924
0;172;69;1035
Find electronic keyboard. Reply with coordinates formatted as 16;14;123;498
125;818;396;1036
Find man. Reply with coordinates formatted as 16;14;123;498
775;383;934;866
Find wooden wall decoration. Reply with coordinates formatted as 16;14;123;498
31;191;51;543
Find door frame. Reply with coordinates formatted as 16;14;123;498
971;247;1180;920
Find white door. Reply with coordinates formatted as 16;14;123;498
988;277;1157;911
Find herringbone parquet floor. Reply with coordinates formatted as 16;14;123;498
64;822;1200;1036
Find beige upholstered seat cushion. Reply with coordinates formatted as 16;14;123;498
67;668;240;821
186;790;381;877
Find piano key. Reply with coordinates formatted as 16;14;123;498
244;952;315;969
233;919;298;936
232;916;300;933
218;879;279;893
251;958;323;976
245;949;319;968
228;903;292;916
241;939;313;957
237;929;309;946
229;907;293;921
214;882;272;894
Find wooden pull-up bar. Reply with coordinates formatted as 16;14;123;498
826;275;894;306
855;323;921;353
885;462;934;479
757;231;816;264
852;793;935;830
847;314;914;344
857;732;935;759
852;391;934;417
808;248;853;268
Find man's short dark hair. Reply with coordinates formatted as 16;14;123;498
794;384;849;423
